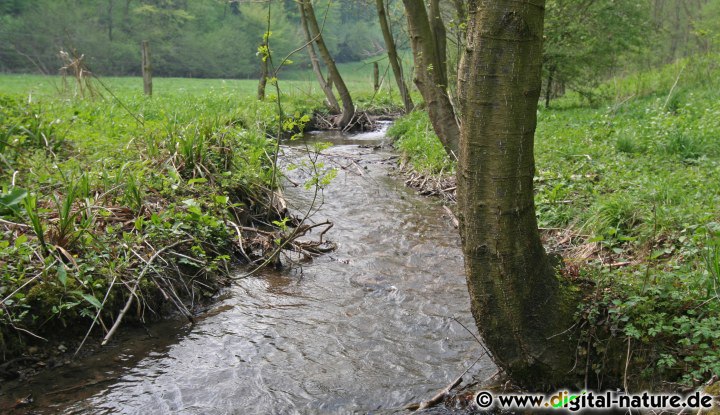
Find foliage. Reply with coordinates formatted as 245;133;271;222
542;0;650;103
541;0;720;105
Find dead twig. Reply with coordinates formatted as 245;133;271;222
443;205;459;228
74;274;118;357
101;239;191;346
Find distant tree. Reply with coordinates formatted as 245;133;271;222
257;33;269;100
694;0;720;53
298;0;340;112
401;0;459;156
542;0;649;106
375;0;413;113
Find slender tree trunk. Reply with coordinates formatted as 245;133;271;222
257;39;268;101
375;0;413;113
449;0;468;108
402;0;459;157
545;64;556;108
141;40;152;96
299;2;340;113
428;0;448;87
301;0;354;128
457;0;579;388
108;0;114;42
452;0;468;39
373;62;380;92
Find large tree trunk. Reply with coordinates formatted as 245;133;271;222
298;2;340;113
402;0;459;157
301;0;354;128
456;0;579;389
375;0;414;113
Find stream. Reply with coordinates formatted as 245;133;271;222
0;125;495;414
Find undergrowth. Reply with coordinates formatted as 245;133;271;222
0;78;335;360
386;110;454;174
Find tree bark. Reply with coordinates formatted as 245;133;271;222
375;0;414;113
301;0;354;128
457;0;579;388
298;1;340;113
402;0;459;157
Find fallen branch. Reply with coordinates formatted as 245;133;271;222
74;274;117;357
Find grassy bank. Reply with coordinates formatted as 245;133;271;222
387;54;720;388
0;74;370;363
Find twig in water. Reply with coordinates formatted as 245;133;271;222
443;205;459;228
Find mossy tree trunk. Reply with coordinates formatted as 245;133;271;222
456;0;580;388
402;0;459;157
301;0;354;128
375;0;413;113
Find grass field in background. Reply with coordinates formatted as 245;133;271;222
0;58;413;103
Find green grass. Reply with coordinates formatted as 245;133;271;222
1;72;385;358
386;110;453;174
388;53;720;388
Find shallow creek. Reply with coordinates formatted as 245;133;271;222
1;125;495;414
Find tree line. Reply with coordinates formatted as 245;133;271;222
0;0;389;78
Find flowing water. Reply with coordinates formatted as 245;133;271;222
0;125;495;414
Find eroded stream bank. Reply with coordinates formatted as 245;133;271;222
1;126;494;414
